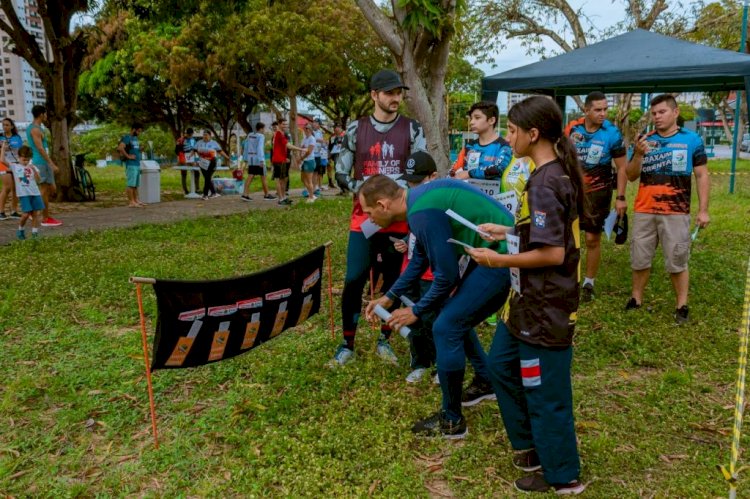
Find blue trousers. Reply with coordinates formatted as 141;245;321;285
487;322;580;484
341;230;406;338
434;265;510;421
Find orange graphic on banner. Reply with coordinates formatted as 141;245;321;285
298;295;313;324
165;319;202;366
165;337;194;366
242;312;261;349
208;321;231;361
270;302;288;338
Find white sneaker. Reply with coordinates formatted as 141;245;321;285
406;368;427;383
433;373;441;385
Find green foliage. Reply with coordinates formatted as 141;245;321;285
70;124;177;164
607;106;645;128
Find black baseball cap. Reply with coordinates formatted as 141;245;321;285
399;151;436;182
370;69;409;92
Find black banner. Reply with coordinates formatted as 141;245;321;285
150;246;325;370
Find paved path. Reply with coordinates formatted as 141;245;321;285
0;188;337;246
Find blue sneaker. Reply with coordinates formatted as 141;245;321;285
302;189;309;198
329;343;354;367
16;229;25;240
376;337;398;365
314;188;321;196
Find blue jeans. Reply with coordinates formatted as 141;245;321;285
487;322;580;484
433;265;510;421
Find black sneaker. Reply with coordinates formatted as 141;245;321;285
514;473;586;495
263;193;277;200
0;212;7;221
675;305;689;325
513;448;541;472
580;283;594;303
624;297;641;311
240;195;252;202
411;411;467;440
461;377;497;407
9;212;20;219
278;198;293;205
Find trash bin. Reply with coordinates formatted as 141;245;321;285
138;160;161;204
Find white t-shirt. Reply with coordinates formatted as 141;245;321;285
11;163;41;197
301;135;317;161
313;129;325;158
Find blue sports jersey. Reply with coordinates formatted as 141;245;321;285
451;137;513;180
565;118;626;192
633;128;707;215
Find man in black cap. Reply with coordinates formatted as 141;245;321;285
330;69;427;367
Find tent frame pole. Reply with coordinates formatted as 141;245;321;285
730;1;749;194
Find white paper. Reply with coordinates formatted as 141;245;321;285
466;178;502;198
603;209;617;240
445;209;491;238
447;238;475;250
691;226;700;241
360;218;382;239
506;233;521;294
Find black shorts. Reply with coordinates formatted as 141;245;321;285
272;162;289;180
247;164;265;176
580;188;612;233
314;157;326;175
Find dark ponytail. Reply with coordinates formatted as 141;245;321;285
508;96;586;221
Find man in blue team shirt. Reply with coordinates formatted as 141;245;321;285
625;94;709;325
565;92;627;302
118;123;145;207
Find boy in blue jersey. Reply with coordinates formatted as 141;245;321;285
565;92;627;302
450;101;513;181
363;175;514;439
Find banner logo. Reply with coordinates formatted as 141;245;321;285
302;269;321;292
265;288;292;300
178;308;205;321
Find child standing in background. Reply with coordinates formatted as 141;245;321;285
9;145;44;240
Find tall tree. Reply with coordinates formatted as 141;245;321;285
356;0;465;173
467;0;690;131
0;0;96;199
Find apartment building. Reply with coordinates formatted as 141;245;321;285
0;0;48;123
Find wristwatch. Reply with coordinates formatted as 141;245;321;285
616;195;626;201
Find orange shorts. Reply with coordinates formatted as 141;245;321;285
0;162;8;174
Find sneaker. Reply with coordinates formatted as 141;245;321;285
306;198;316;204
513;448;541;472
240;195;252;202
31;231;39;239
0;212;7;221
302;189;309;198
9;212;20;219
580;282;594;303
411;411;467;439
210;192;221;198
406;368;428;383
41;217;62;227
433;372;441;385
376;338;398;365
314;188;321;196
624;297;641;311
16;229;25;240
328;181;336;189
201;195;209;200
486;313;498;326
278;198;293;206
329;344;354;367
675;305;689;325
263;193;277;200
320;185;329;191
461;377;497;407
514;473;586;495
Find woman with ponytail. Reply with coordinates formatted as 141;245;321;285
467;96;586;495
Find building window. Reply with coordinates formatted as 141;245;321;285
8;110;13;116
8;99;12;105
6;89;11;95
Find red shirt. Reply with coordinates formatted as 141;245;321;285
271;131;288;163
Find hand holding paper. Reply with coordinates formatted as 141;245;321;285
447;238;475;250
445;209;491;238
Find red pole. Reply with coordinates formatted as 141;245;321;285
326;245;335;340
136;283;159;449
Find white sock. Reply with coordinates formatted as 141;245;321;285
583;277;595;287
32;228;39;234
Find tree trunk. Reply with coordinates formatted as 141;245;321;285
289;92;298;145
718;98;732;142
49;67;72;200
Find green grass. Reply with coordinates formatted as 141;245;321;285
1;159;749;496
